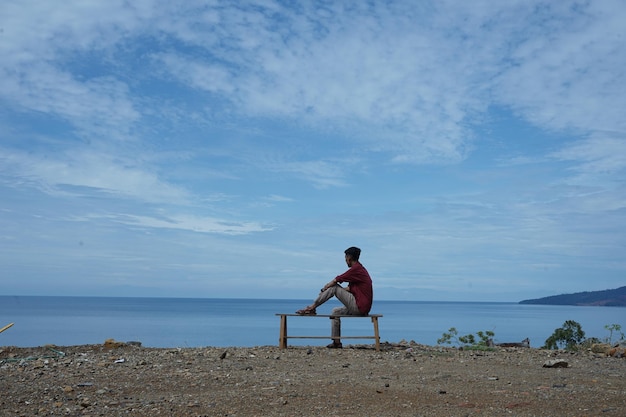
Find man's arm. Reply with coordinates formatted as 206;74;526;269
321;279;338;292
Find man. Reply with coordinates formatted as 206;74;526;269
296;246;373;348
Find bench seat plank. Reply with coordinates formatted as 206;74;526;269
284;336;377;339
275;314;382;318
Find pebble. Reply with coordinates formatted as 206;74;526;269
543;359;568;368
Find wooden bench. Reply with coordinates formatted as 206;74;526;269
275;314;382;351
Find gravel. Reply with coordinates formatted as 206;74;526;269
1;341;624;416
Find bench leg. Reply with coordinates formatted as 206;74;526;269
371;316;380;351
279;315;287;349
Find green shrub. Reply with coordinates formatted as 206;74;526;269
543;320;585;351
603;324;624;345
437;327;495;350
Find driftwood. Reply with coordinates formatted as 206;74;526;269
487;337;530;348
0;323;14;334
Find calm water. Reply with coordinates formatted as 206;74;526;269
0;296;622;348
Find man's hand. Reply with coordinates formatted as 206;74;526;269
321;279;337;292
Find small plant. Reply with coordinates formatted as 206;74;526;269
437;327;459;345
603;324;625;345
543;320;586;351
437;327;495;350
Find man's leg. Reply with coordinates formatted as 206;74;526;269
328;286;360;348
311;285;341;308
334;286;360;314
297;285;339;314
330;305;347;347
310;284;360;312
299;284;361;347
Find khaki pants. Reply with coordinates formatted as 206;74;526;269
312;284;362;339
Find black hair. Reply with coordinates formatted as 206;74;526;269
344;246;361;261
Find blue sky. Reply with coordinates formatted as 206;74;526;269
1;0;625;302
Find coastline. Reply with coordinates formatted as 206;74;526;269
2;340;624;416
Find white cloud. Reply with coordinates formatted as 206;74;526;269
552;134;626;177
1;64;139;139
155;53;237;96
0;147;190;204
270;159;350;189
0;0;150;138
265;194;294;203
127;1;486;162
107;213;271;235
3;0;624;169
492;1;626;133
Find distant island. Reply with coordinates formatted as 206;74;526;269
519;286;626;307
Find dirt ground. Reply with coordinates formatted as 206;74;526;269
1;341;624;416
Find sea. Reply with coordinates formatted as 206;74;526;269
0;296;623;349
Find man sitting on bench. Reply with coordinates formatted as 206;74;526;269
296;246;373;348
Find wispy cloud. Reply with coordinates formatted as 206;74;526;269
108;213;271;235
4;1;623;170
0;146;190;204
551;134;626;179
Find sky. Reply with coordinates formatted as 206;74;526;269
1;0;625;302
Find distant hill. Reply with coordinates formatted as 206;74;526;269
519;286;626;307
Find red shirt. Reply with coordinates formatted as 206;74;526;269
335;261;373;314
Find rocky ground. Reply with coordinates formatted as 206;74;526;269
1;340;624;416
